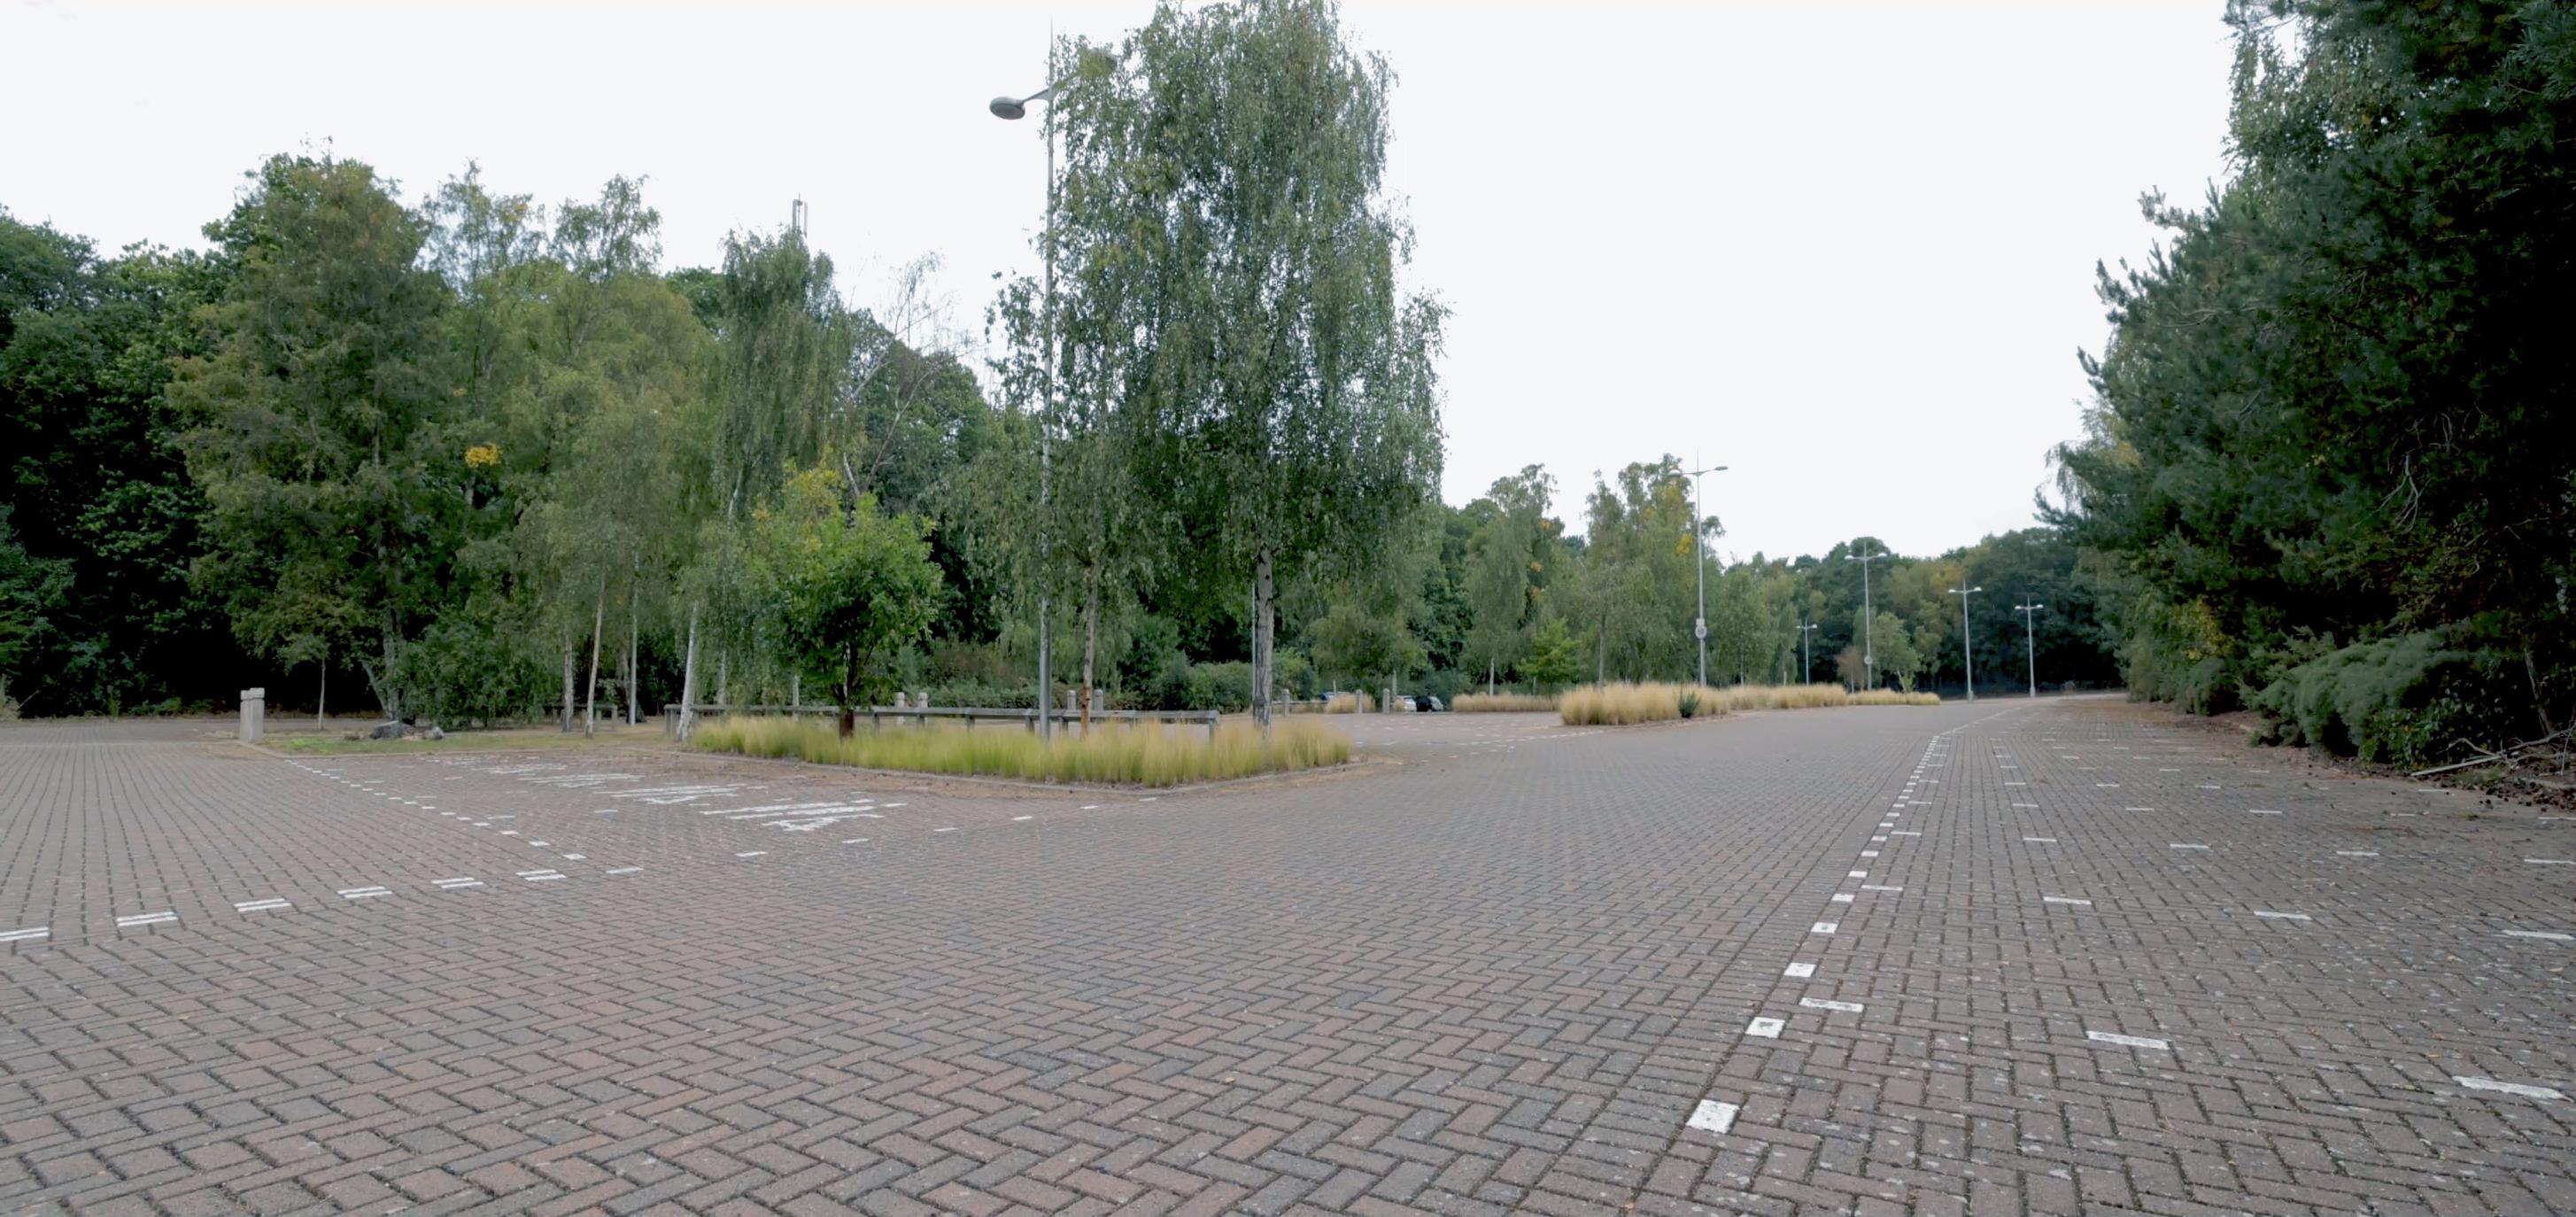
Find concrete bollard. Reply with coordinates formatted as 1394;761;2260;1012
239;687;265;743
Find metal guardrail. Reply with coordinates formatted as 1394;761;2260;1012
664;703;1221;739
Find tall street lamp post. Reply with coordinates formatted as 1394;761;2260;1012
991;72;1071;740
2014;600;2046;697
1797;620;1819;685
1686;462;1728;686
1947;585;1984;700
1845;546;1884;688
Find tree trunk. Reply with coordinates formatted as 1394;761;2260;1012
1252;551;1274;733
316;655;326;729
677;604;701;737
560;640;576;733
625;585;639;725
1488;659;1496;697
1595;616;1607;684
377;618;402;721
583;589;605;738
716;654;729;713
1082;570;1099;730
839;649;858;738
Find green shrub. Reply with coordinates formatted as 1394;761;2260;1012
692;716;1349;786
2254;624;2525;765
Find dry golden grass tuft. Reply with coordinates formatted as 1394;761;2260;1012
1323;692;1376;714
692;716;1350;786
1559;682;1938;725
1451;692;1559;713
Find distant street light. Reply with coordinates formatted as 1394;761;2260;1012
991;70;1074;739
1687;461;1728;686
2014;600;2046;698
1947;585;1984;700
1845;546;1885;688
1797;619;1820;685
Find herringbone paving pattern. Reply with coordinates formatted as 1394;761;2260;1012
3;699;2571;1215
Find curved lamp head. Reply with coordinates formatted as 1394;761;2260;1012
989;96;1028;120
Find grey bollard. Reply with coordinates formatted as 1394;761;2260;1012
239;687;265;743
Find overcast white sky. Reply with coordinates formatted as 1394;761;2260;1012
3;0;2238;562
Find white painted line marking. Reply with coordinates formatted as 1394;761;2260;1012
115;911;176;928
561;853;585;861
1830;894;1854;903
2252;911;2311;920
530;840;550;847
1858;849;1879;857
2043;896;2092;906
1783;962;1815;978
1686;1099;1739;1134
2336;850;2378;857
1848;871;1868;879
1744;1017;1784;1038
2023;837;2057;843
2170;843;2209;850
1870;835;1887;842
2197;784;2222;789
606;867;644;875
1080;804;1102;810
1013;816;1034;822
234;897;292;912
2011;802;2040;808
932;826;959;833
434;878;482;889
523;872;566;881
0;927;49;942
2501;930;2572;942
1799;997;1864;1013
2004;781;2027;786
2526;858;2576;865
1810;922;1838;934
515;868;561;877
2248;809;2283;816
338;887;391;900
2087;1030;2170;1050
1889;831;1921;837
1860;885;1903;892
2123;807;2154;812
734;851;767;858
2454;1076;2565;1101
2096;783;2120;788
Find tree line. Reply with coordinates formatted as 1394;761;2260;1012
2051;0;2573;765
3;0;2125;727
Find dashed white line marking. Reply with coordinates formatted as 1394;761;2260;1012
1848;871;1868;879
2336;850;2378;857
1860;884;1903;892
1889;831;1921;837
2011;802;2040;809
1829;893;1854;903
1783;962;1816;978
1857;849;1879;857
338;887;392;900
932;826;959;833
2501;930;2572;942
2252;910;2311;920
115;911;175;928
1686;1099;1739;1134
1799;997;1864;1013
606;867;644;875
734;851;768;858
2043;896;2092;906
2170;843;2209;850
2087;1030;2170;1050
434;877;483;889
2454;1076;2565;1101
1744;1017;1785;1038
2;926;52;942
2526;858;2575;866
1810;922;1838;934
2248;809;2283;816
1013;816;1034;822
2023;837;2057;843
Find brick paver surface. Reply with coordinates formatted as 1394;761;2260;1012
3;697;2571;1215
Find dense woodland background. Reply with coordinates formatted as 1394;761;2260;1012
4;0;2567;771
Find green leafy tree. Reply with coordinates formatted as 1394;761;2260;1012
1463;466;1554;693
1873;610;1930;694
749;465;943;736
174;153;453;718
1040;0;1444;731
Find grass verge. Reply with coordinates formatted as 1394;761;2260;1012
692;716;1350;786
1452;693;1559;713
1560;682;1938;725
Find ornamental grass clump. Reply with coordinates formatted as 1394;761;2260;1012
1451;692;1559;712
692;716;1349;787
1559;682;1939;725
